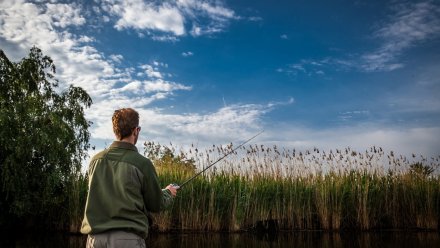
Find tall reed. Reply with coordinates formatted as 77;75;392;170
68;172;88;232
146;142;440;232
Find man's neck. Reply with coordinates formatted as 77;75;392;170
119;137;135;145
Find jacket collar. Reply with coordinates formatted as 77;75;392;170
110;141;138;152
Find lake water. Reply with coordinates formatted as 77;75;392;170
1;231;439;247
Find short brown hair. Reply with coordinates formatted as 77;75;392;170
112;108;139;140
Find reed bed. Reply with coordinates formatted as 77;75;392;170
145;142;440;232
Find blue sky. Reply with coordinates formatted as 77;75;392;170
1;0;439;161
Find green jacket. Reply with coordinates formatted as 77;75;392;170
80;141;173;238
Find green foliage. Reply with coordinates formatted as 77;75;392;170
144;141;196;176
0;47;92;229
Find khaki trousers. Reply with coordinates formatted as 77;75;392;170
86;230;146;248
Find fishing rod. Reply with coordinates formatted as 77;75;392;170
174;130;264;189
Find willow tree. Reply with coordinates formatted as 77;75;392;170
0;47;92;229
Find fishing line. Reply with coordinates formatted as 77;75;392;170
174;130;264;189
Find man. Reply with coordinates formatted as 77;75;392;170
81;108;179;248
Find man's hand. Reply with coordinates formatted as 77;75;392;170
165;184;179;197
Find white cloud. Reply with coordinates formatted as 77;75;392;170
338;110;370;121
248;16;263;22
99;0;237;38
109;54;123;63
46;3;85;28
198;1;235;19
177;0;235;20
182;51;194;57
136;62;172;80
190;25;202;36
131;103;268;146
175;105;264;136
102;15;110;22
78;35;95;43
267;97;295;108
139;64;163;79
290;64;306;72
87;102;268;148
120;80;142;92
153;61;168;68
377;2;440;45
143;79;192;93
282;57;360;76
108;0;185;35
87;97;295;150
151;35;180;42
280;34;288;39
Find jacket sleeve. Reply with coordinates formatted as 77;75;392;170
142;159;174;212
160;189;174;209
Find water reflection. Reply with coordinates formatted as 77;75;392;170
0;232;85;248
148;232;440;248
1;231;439;247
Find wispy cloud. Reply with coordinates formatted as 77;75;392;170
278;58;355;76
248;16;263;22
279;1;440;74
361;1;440;71
182;51;194;57
268;97;295;108
151;35;180;42
338;110;370;121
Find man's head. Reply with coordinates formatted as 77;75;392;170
112;108;140;143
